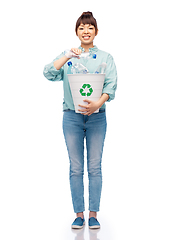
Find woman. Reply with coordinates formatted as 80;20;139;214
43;11;117;229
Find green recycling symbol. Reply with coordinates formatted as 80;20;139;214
79;84;93;97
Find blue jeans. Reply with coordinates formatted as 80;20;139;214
62;110;107;213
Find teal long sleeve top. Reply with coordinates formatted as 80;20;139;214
43;45;117;111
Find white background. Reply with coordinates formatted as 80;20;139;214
0;0;170;239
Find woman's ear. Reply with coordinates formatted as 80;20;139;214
95;29;99;36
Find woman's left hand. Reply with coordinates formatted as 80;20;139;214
78;100;100;116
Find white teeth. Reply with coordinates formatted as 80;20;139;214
83;36;90;40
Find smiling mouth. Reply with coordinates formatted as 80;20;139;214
82;36;90;40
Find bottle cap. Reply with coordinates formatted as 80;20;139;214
67;61;72;66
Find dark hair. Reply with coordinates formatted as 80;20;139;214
75;11;98;35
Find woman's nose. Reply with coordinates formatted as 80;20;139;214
84;27;89;34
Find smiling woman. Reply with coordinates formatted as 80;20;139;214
43;11;117;230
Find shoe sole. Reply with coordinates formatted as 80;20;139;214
89;225;100;229
71;222;85;229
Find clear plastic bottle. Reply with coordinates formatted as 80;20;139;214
79;52;97;59
73;63;89;74
64;49;97;59
67;62;89;74
95;62;107;74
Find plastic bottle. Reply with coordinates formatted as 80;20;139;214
67;62;89;74
79;52;97;59
95;62;107;74
73;63;89;74
64;49;97;59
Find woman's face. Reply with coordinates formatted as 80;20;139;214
76;24;98;45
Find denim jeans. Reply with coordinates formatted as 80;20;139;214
62;110;107;213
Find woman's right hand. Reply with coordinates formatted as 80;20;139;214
71;48;82;57
64;48;82;59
